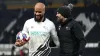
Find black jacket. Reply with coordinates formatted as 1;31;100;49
56;18;86;55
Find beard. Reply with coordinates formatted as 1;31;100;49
34;14;44;22
57;17;63;23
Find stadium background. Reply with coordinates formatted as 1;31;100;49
0;0;100;56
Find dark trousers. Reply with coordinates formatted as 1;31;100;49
60;53;79;56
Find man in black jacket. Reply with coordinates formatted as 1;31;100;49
56;4;86;56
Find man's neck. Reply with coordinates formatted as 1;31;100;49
62;18;67;23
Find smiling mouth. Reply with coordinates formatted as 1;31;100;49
36;16;41;19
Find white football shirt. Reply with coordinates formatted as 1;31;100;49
22;18;58;56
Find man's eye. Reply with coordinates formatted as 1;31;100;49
35;11;41;13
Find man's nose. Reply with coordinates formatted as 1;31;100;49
56;14;58;17
36;12;40;15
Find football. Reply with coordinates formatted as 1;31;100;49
16;31;30;42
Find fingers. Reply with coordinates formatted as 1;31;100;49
15;39;22;47
16;39;21;42
15;42;21;47
15;39;26;47
20;40;26;45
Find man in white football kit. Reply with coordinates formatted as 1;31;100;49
15;2;60;56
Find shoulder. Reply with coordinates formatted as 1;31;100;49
69;19;79;26
72;20;82;28
45;18;55;26
24;18;35;24
68;19;80;29
45;18;53;23
25;18;35;23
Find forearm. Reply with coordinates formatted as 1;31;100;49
53;39;60;47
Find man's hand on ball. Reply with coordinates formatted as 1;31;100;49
15;39;26;47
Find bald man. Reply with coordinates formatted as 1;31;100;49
15;2;60;56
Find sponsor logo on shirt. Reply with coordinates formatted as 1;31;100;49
30;31;49;37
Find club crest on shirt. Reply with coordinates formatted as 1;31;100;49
66;27;70;30
31;26;34;28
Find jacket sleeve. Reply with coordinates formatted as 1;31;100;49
72;22;86;54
